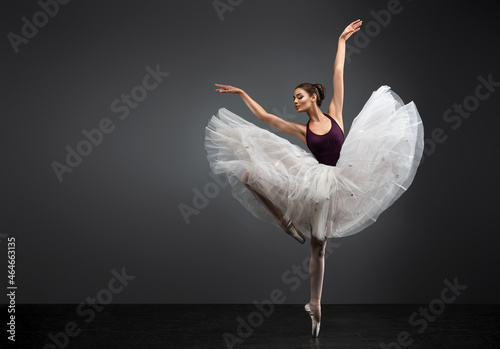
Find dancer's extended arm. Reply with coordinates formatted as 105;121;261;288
215;84;307;144
327;19;363;131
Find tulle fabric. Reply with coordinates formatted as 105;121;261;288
205;85;424;240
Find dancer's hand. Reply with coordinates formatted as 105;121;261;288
339;19;362;41
215;83;243;95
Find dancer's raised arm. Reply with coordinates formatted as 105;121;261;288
215;83;307;144
327;19;362;130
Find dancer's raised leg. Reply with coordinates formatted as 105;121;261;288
305;233;327;337
241;171;305;243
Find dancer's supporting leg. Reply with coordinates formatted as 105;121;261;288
305;234;327;336
310;235;327;307
241;171;305;243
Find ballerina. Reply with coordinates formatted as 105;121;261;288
205;19;424;337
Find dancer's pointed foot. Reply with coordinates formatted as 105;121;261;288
304;302;321;337
278;216;306;244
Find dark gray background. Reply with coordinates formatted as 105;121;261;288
2;0;499;304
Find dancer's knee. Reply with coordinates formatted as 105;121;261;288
241;171;250;185
311;236;327;258
314;245;326;258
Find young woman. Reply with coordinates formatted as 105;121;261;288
205;19;424;337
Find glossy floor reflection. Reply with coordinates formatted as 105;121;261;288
5;304;500;348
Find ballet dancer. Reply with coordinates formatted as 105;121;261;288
206;19;423;337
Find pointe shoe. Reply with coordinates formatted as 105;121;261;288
304;303;321;338
278;216;306;244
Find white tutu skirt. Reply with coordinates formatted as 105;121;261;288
205;85;424;240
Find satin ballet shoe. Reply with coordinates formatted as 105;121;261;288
278;216;306;244
304;303;321;338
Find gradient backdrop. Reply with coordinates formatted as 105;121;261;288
2;0;499;304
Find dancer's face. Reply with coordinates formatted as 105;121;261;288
293;88;316;113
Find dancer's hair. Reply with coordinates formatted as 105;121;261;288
295;83;326;107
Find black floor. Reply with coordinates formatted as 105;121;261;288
2;304;499;348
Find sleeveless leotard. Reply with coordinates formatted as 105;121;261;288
306;113;344;166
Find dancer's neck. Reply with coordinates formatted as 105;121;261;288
306;106;326;123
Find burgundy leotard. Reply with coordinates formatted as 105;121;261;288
306;113;345;166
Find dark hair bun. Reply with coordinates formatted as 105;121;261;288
314;84;326;103
294;82;327;107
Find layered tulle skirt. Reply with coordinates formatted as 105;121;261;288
205;85;424;240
